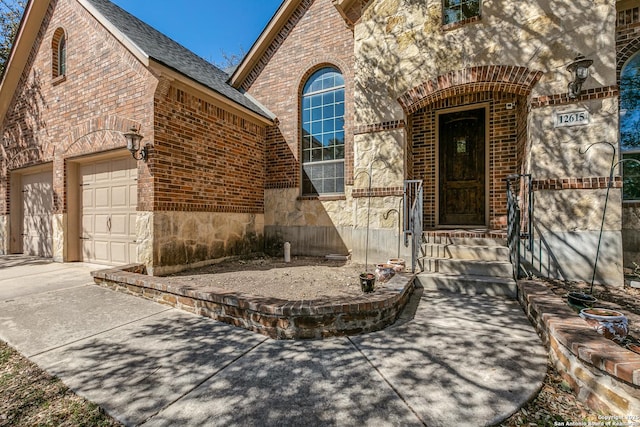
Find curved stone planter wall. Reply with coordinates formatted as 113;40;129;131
518;280;640;416
91;264;415;340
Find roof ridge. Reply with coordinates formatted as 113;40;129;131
82;0;272;119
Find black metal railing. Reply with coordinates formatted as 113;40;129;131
403;180;423;273
505;173;533;279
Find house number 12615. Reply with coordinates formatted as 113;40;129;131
554;110;590;128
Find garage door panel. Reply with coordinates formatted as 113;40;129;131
109;214;128;236
82;214;93;235
94;214;110;234
111;185;128;207
110;158;130;178
82;240;93;259
25;235;53;258
82;188;94;208
94;241;110;263
94;162;111;182
129;214;137;235
110;242;128;264
95;187;110;208
80;157;137;266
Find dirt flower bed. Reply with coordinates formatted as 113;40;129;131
167;255;369;300
541;277;640;339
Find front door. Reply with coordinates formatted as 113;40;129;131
438;107;486;226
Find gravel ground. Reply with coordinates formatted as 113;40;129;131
167;255;371;300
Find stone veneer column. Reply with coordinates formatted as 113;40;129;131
52;213;65;262
0;215;8;254
136;211;154;270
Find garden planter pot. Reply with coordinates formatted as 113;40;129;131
580;308;629;343
360;273;376;293
387;258;406;272
375;264;396;283
567;292;597;311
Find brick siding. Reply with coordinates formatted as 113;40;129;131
410;91;527;229
152;84;266;213
398;65;543;115
242;0;355;190
617;5;640;82
0;0;154;215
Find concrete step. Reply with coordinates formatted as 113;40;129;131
421;243;510;261
416;272;517;298
422;233;507;247
419;257;514;278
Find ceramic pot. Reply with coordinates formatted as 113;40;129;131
359;273;376;293
580;308;629;343
387;258;406;272
567;292;597;311
375;264;396;283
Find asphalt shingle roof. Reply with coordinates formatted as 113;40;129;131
84;0;271;119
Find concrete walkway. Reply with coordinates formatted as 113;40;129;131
0;255;548;427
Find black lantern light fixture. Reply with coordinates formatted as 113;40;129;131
567;58;593;99
123;127;148;162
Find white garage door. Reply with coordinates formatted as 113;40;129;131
22;170;53;257
80;157;137;265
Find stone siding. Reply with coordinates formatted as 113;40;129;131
355;0;616;124
149;211;265;276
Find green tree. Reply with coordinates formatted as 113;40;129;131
211;47;246;74
0;0;26;78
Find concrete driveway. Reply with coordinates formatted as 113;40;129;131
0;255;547;426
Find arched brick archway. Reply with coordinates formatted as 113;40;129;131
398;65;543;114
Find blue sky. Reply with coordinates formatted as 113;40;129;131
110;0;283;66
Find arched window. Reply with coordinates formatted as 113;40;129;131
301;67;345;195
52;28;66;79
620;52;640;200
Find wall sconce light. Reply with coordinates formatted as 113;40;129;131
567;58;593;99
123;127;148;162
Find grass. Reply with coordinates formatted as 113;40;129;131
0;341;121;427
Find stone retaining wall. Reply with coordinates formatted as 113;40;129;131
92;264;415;340
518;280;640;416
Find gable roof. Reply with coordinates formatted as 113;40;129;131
0;0;274;123
229;0;300;90
82;0;272;119
230;0;359;91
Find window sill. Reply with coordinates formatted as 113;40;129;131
623;200;640;207
298;194;346;201
442;15;481;32
52;74;66;86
